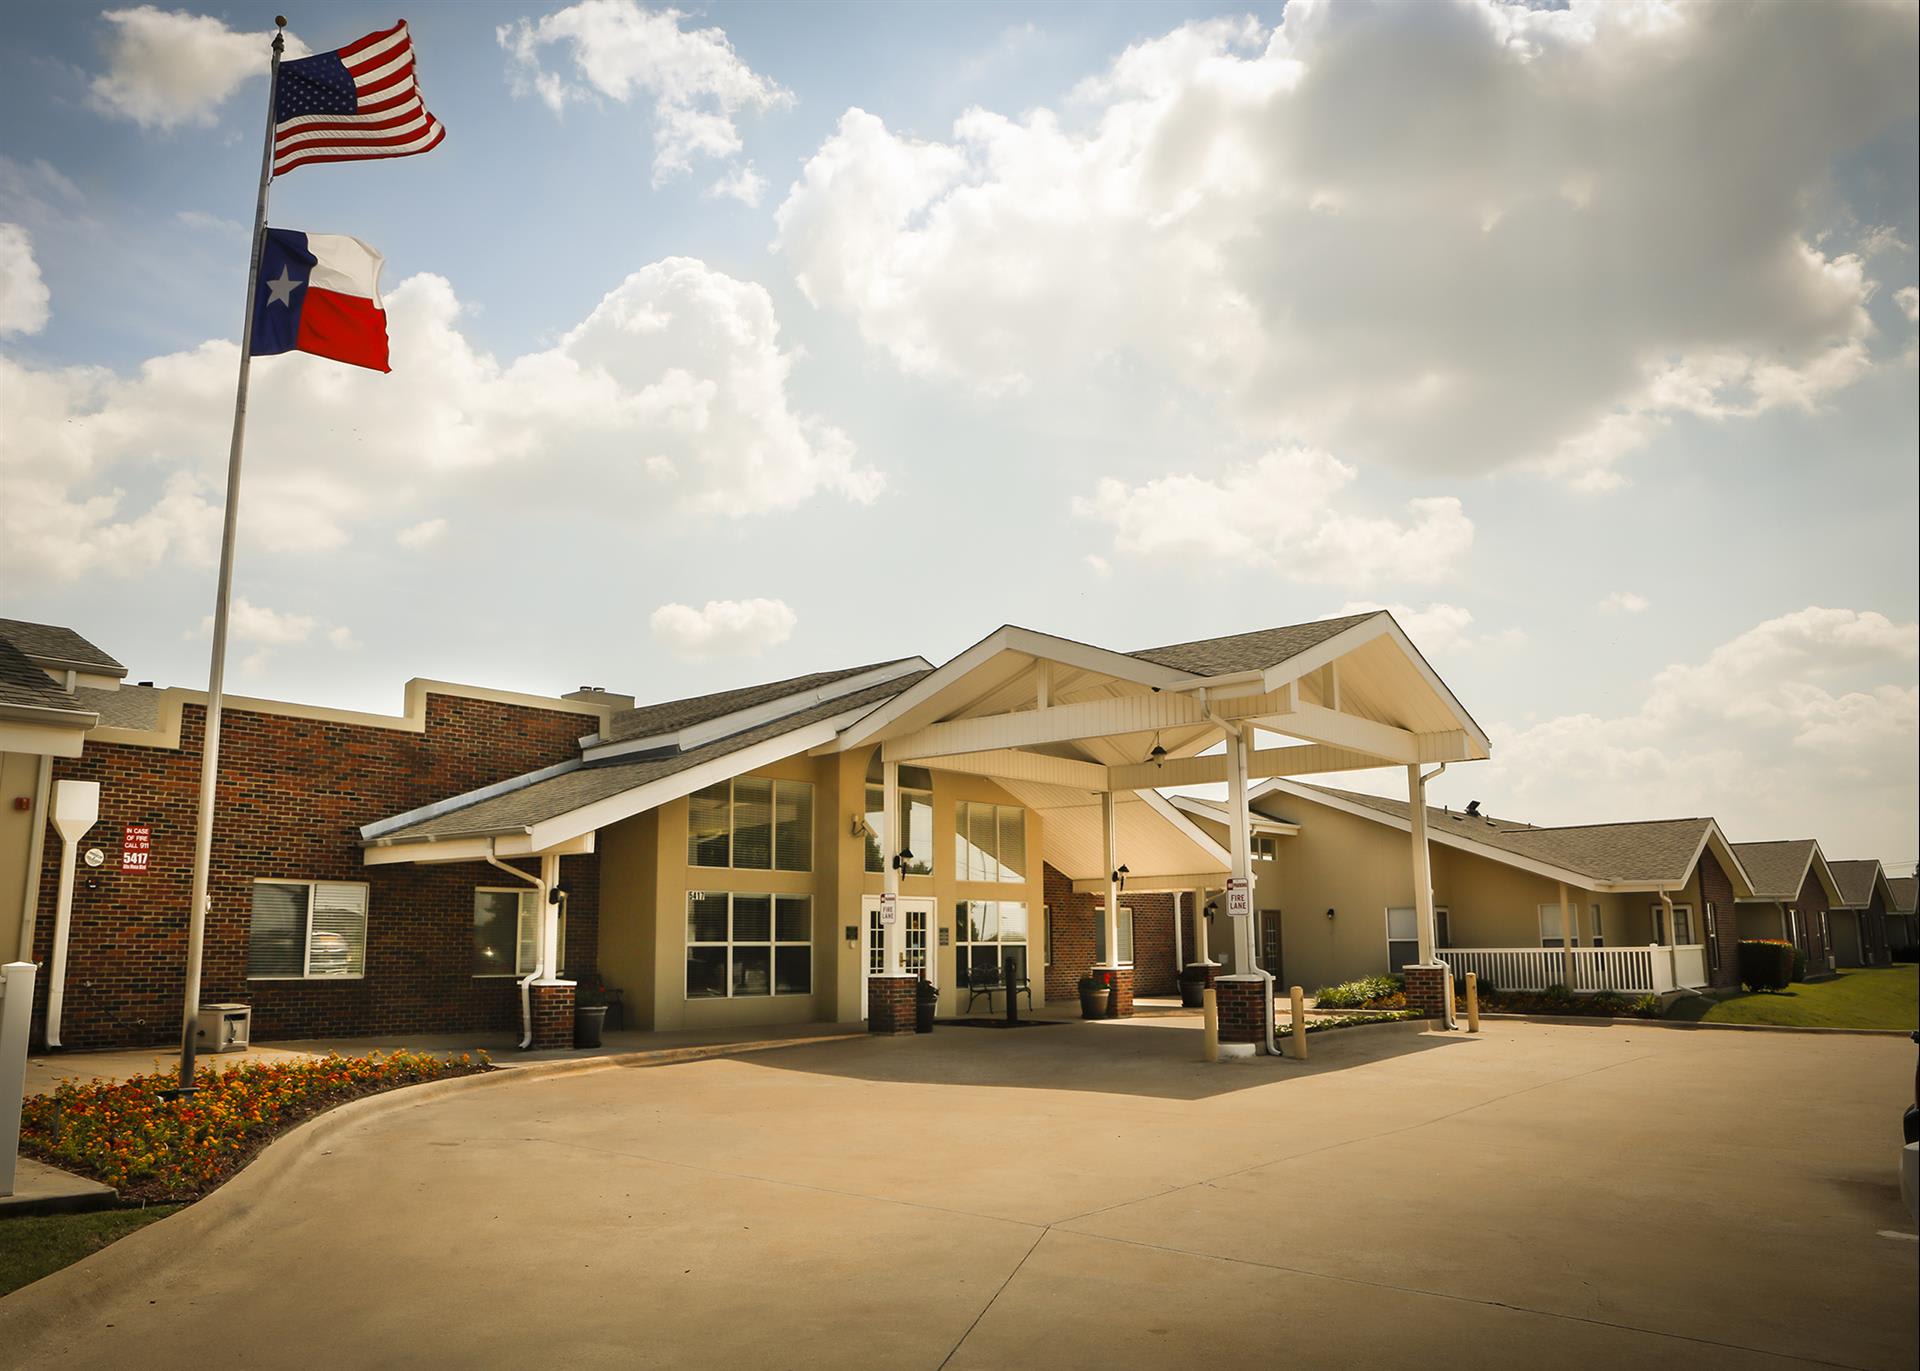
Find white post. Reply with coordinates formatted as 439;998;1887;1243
1660;889;1677;987
882;758;902;975
1172;891;1184;971
1191;884;1210;965
1101;790;1120;967
1407;765;1436;966
1227;730;1256;975
1;962;37;1196
540;852;562;980
1559;882;1575;991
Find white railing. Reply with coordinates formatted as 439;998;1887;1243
1438;945;1709;995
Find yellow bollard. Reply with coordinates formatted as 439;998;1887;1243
1289;984;1307;1060
1202;985;1219;1063
1466;971;1481;1033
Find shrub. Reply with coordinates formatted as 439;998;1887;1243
1791;947;1807;982
1587;992;1628;1015
1738;939;1795;992
1304;1009;1420;1033
1630;993;1663;1018
20;1050;488;1203
1460;972;1497;999
1310;974;1403;1009
1542;983;1573;1006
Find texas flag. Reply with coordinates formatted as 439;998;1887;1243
251;228;391;373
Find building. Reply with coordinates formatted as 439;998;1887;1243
1826;858;1897;967
1173;782;1751;996
1731;840;1841;976
1887;876;1917;953
8;610;1488;1051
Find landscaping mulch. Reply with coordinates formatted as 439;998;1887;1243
20;1050;492;1205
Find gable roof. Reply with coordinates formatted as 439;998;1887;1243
0;619;125;676
1252;780;1752;892
1889;876;1917;915
1826;858;1892;910
603;659;921;744
1729;839;1843;905
1128;613;1379;676
0;637;96;721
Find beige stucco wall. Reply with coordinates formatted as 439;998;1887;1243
0;750;46;959
594;746;1043;1031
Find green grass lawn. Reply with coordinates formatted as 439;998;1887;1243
1669;964;1919;1030
0;1205;180;1298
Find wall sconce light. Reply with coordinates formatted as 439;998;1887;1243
1325;907;1336;921
1204;901;1217;919
890;847;914;872
1111;863;1130;891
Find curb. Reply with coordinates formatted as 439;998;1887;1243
1477;1012;1912;1037
0;1030;861;1343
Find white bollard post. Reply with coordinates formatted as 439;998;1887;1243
1;961;39;1197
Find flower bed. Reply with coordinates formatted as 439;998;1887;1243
21;1050;490;1203
1464;988;1662;1019
1303;1009;1421;1033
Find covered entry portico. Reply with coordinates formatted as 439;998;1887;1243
829;614;1491;1050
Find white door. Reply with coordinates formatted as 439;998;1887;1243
860;896;935;1017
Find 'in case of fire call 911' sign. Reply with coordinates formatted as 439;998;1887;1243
120;824;151;874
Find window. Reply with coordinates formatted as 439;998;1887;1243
1704;902;1719;974
955;801;1026;882
864;765;933;875
1094;905;1135;966
1651;902;1694;944
1253;835;1279;862
1386;906;1418;972
1539;902;1605;947
687;892;811;998
249;880;368;979
956;900;1028;986
473;887;565;977
687;778;812;871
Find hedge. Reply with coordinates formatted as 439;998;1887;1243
1737;939;1795;992
1310;974;1404;1009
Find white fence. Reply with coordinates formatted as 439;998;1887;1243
1440;945;1709;996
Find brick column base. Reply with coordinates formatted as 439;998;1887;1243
1215;975;1268;1055
867;975;918;1035
1402;964;1451;1019
529;982;576;1050
1089;965;1134;1017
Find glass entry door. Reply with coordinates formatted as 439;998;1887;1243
860;896;934;1015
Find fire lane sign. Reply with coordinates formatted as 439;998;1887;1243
1225;877;1252;918
120;824;151;874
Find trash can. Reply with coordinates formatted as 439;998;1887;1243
574;1003;608;1049
915;980;939;1033
1179;965;1208;1009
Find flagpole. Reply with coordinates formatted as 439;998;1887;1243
172;16;287;1098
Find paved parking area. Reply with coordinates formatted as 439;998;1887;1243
2;1016;1914;1369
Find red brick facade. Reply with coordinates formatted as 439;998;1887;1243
29;691;599;1049
1214;976;1267;1044
529;983;576;1050
1788;867;1831;974
866;974;917;1035
1402;964;1450;1018
1697;850;1740;990
1088;965;1134;1018
1040;863;1178;1002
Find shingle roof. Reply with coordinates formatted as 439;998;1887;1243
1826;859;1884;909
604;660;920;743
0;619;125;674
1889;876;1917;915
0;637;96;722
1271;783;1716;885
1729;840;1818;900
370;674;927;843
1129;613;1379;676
72;684;163;730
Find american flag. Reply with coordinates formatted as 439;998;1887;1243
272;20;445;177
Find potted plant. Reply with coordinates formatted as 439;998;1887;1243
1178;964;1209;1008
574;978;611;1048
1078;975;1106;1020
915;975;939;1033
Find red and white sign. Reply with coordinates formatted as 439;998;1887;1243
1225;877;1252;918
878;893;897;927
120;825;151;874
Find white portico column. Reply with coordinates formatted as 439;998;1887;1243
882;758;902;976
1559;881;1576;991
1659;889;1677;990
1101;790;1121;964
1227;730;1257;976
1191;885;1211;965
1213;726;1268;1055
1403;764;1449;1021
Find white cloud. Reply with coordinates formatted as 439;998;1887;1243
499;1;791;186
0;257;879;586
649;598;796;661
1331;601;1522;657
89;8;307;129
396;517;448;549
196;597;315;646
1084;553;1111;578
776;3;1915;487
326;625;360;651
1898;286;1919;323
1599;591;1650;615
1484;607;1919;854
0;223;49;335
1074;447;1471;587
705;163;768;207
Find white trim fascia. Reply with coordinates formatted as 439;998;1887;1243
1698;821;1757;898
1804;844;1845;906
829;626;1200;753
359;756;586;841
1259;613;1491;758
1070;871;1227;895
1166;795;1300;837
0;719;91;758
361;831;595;866
582;659;928;763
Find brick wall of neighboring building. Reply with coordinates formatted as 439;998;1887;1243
1790;867;1831;974
1698;850;1739;990
1041;864;1178;1002
29;692;599;1049
1863;888;1889;965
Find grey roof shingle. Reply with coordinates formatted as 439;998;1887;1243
1889;876;1917;915
370;674;927;843
0;619;125;674
604;660;921;743
1826;858;1884;909
1269;783;1716;885
0;637;96;721
71;684;163;730
1729;841;1819;900
1129;613;1379;676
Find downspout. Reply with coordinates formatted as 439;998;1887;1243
485;840;546;1051
46;781;101;1050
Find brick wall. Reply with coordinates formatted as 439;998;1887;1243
1041;864;1178;1001
1698;850;1739;989
1214;977;1267;1044
529;983;576;1050
30;692;599;1049
1791;867;1830;973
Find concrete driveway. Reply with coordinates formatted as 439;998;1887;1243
2;1017;1914;1369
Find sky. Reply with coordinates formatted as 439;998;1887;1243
0;1;1915;866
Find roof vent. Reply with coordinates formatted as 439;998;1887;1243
1464;800;1481;817
564;685;635;709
